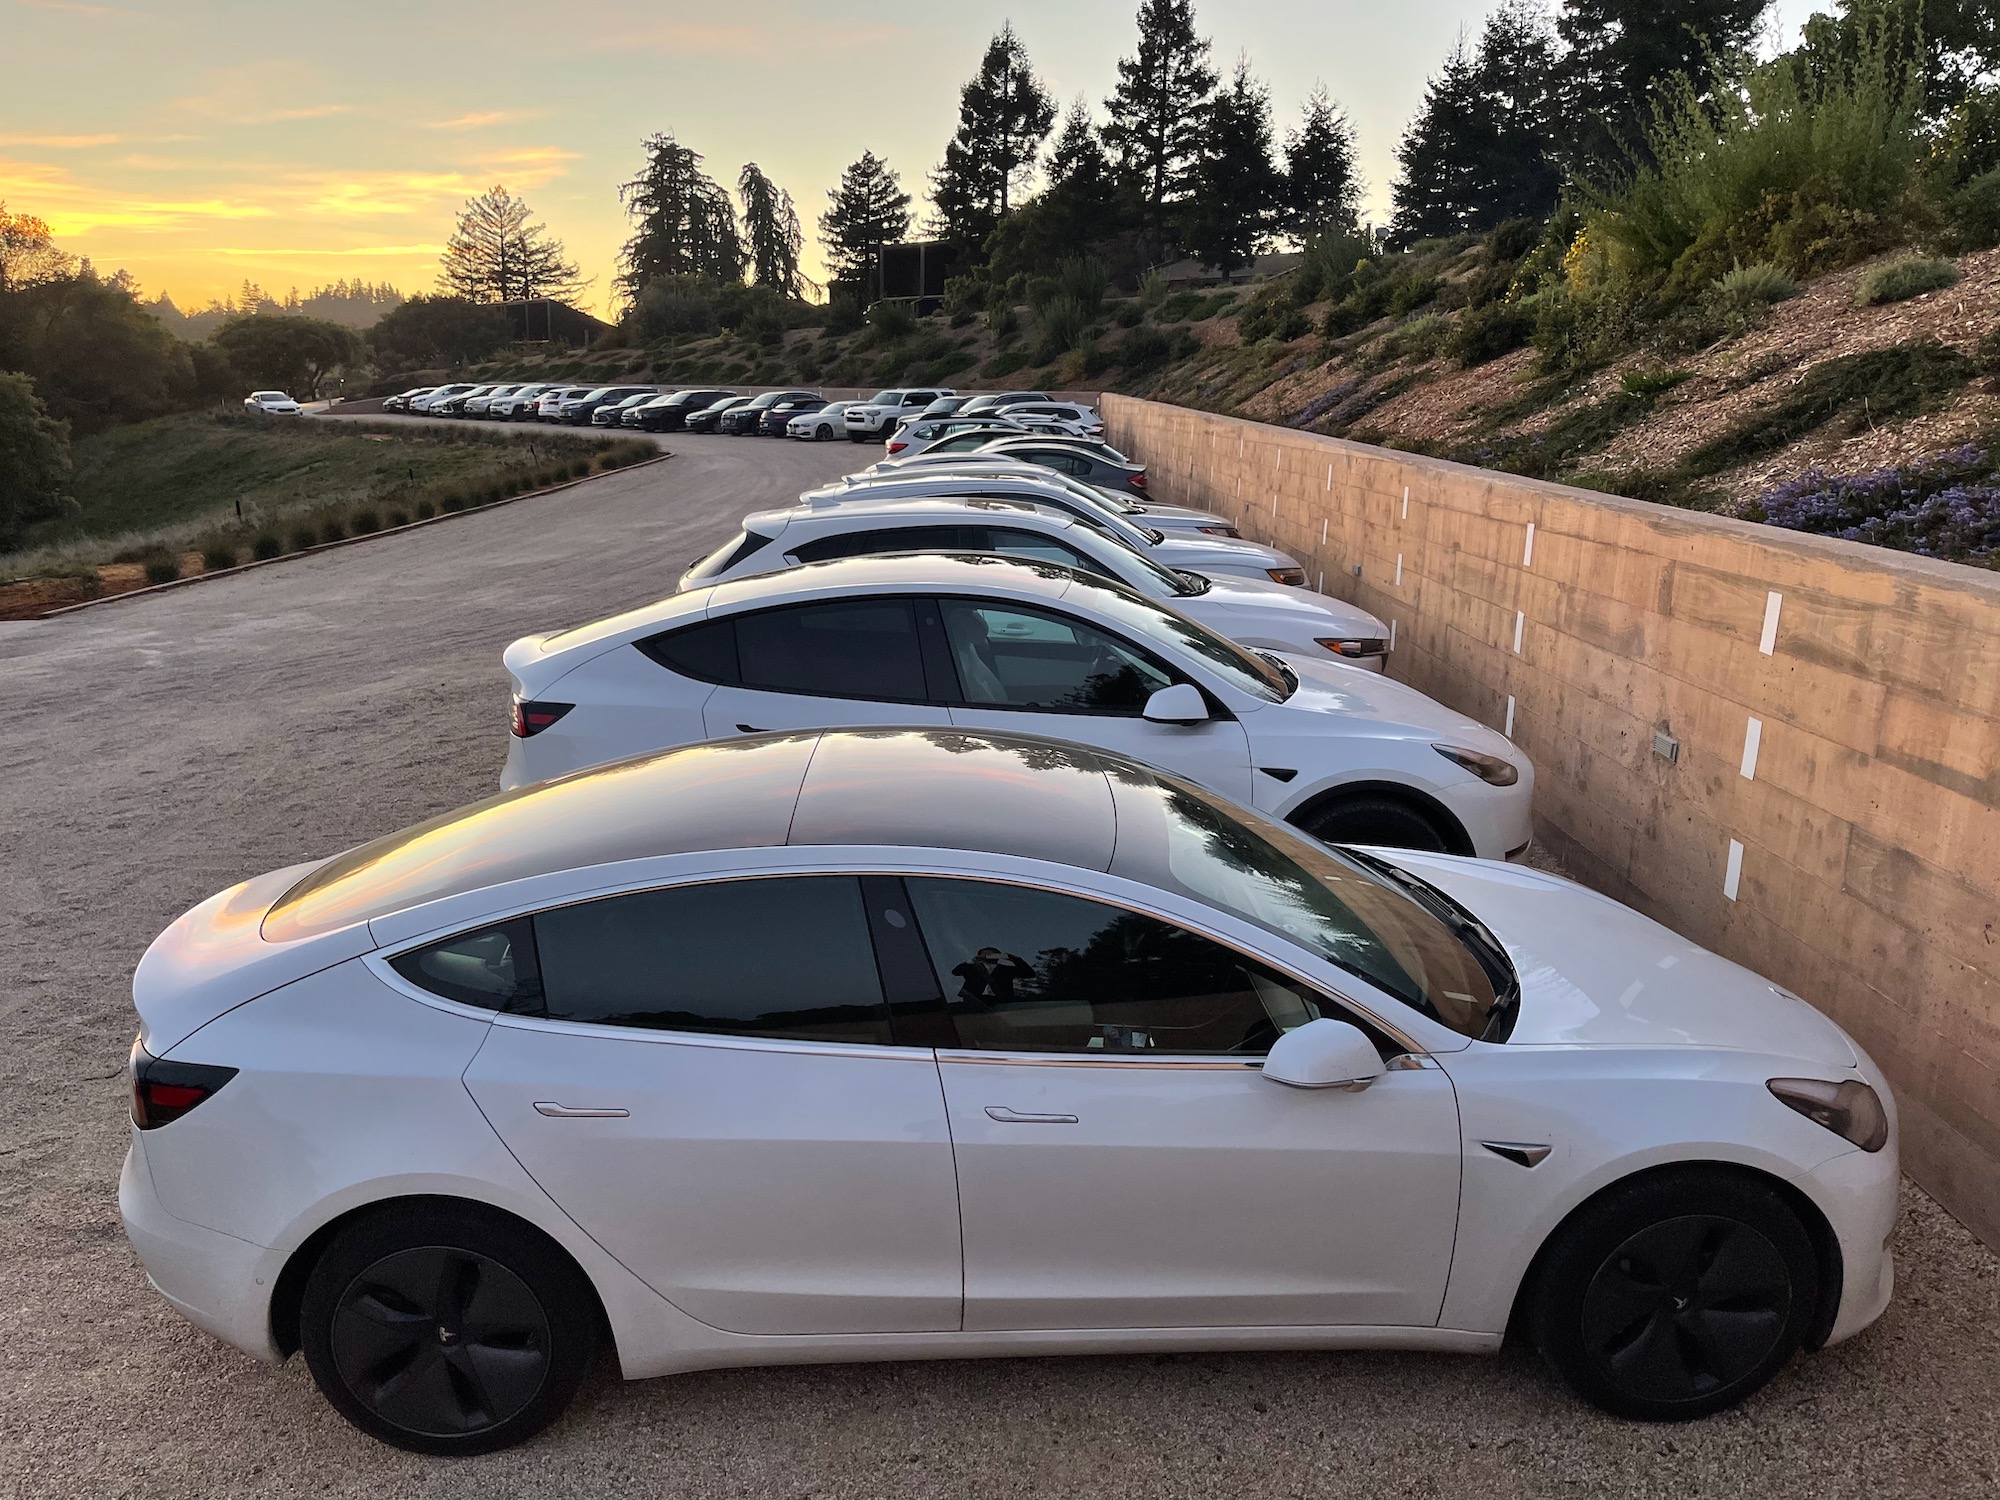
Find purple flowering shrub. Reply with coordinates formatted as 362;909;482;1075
1755;444;2000;562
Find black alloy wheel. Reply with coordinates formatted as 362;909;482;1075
300;1204;598;1454
1531;1169;1818;1420
1296;794;1452;853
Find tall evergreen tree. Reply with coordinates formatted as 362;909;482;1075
1282;84;1361;239
1103;0;1219;223
1183;58;1283;275
930;22;1057;244
1802;0;2000;116
437;185;582;303
1391;3;1563;243
738;162;806;298
1556;0;1769;171
987;100;1124;282
819;151;912;298
617;134;744;298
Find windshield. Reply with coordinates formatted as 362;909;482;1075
868;390;901;403
1131;776;1506;1040
1061;570;1290;703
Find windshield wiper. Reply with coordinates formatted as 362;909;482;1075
1341;850;1521;1042
1140;526;1168;544
1251;648;1298;697
1175;569;1213;596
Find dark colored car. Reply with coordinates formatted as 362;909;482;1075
980;437;1152;496
684;395;751;434
591;391;659;427
560;386;654;425
758;394;830;435
628;388;737;432
718;389;821;436
432;385;498;417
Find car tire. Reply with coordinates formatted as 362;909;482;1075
299;1201;600;1456
1529;1168;1819;1421
1295;794;1452;852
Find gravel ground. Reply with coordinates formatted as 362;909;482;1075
2;433;1996;1499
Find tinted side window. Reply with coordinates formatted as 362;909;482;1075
392;918;542;1012
938;600;1174;711
789;526;968;564
535;876;891;1043
641;617;740;683
980;527;1109;575
905;877;1320;1055
736;599;927;701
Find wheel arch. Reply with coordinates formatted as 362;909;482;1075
1503;1159;1845;1352
1283;778;1475;857
269;1193;617;1360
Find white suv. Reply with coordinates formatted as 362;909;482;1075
843;388;955;442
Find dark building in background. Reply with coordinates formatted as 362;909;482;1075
501;298;613;347
876;241;967;314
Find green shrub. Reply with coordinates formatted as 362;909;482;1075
1449;301;1537;366
143;557;180;585
251;532;282;560
440;492;469;513
824;294;865;336
1382;312;1452;363
200;543;237;572
983;348;1032;378
1945;168;2000;251
1238;293;1311;343
1113;300;1144;328
415;500;436;520
349;508;382;535
1056;257;1109;318
1136;268;1168;309
289;524;318;550
866;299;917;341
1035;294;1092;359
1532;285;1648;376
386;509;410;529
1712;261;1797;308
319;515;347;542
1855;256;1959;305
1620;368;1691;397
631;276;720;340
1297;229;1379;304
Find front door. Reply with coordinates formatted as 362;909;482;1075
698;597;950;739
902;873;1462;1331
934;598;1256;803
459;874;962;1336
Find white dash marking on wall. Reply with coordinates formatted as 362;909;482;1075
1390;618;1398;651
1395;553;1403;586
1504;695;1516;738
1271;492;1278;515
1724;839;1744;901
1740;716;1763;780
1325;463;1333;491
1759;591;1782;655
1317;570;1324;592
1321;518;1328;545
1523;522;1536;568
1512;610;1524;654
1401;486;1409;520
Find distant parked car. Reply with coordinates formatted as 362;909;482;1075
758;394;829;435
684;395;751;434
488;383;554;420
558;386;653;425
591;391;659;427
243;391;301;415
979;437;1153;497
379;387;431;412
885;415;1029;458
787;400;857;440
906;395;970;422
433;385;500;417
843;387;956;442
991;400;1104;439
534;387;582;422
956;390;1048;418
625;389;735;432
887;423;1033;459
465;384;529;417
720;389;821;436
411;384;479;413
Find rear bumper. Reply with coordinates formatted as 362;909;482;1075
120;1132;282;1363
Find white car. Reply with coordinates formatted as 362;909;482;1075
787;401;859;441
864;454;1235;536
243;391;300;415
488;383;555;420
534;387;581;421
884;416;1029;458
410;384;478;413
508;552;1509;845
989;400;1103;439
462;385;522;417
676;500;1392;672
121;726;1897;1455
843;387;957;441
816;470;1309;583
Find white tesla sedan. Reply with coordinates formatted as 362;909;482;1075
509;552;1519;853
810;471;1310;584
243;390;301;415
855;456;1246;540
122;728;1897;1456
678;498;1392;671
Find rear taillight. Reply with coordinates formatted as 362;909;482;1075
510;699;574;738
1129;472;1147;488
886;441;906;454
130;1037;237;1130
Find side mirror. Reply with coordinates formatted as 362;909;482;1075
1261;1018;1386;1091
1142;683;1209;725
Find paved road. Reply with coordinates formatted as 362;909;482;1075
2;438;1996;1499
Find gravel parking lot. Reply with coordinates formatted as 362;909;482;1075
2;434;1995;1499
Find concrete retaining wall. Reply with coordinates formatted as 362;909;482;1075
1104;393;2000;1248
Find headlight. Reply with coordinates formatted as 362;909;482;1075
1767;1077;1888;1151
1267;567;1308;586
1316;636;1387;659
1432;744;1520;786
1198;524;1240;536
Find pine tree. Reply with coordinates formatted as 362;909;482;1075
738;163;806;298
1103;0;1219;222
438;185;583;303
929;22;1057;244
1801;0;2000;116
1391;3;1563;243
819;151;911;298
1282;85;1361;239
986;100;1124;282
1556;0;1769;172
1183;58;1283;276
617;134;744;298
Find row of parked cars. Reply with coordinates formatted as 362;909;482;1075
379;380;1105;445
123;397;1900;1459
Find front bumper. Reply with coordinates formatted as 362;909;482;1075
120;1131;283;1363
1798;1133;1900;1346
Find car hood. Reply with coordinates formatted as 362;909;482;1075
1254;654;1519;745
1373;852;1859;1067
1176;574;1386;642
1152;534;1297;571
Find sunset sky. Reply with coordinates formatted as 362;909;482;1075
4;0;1827;317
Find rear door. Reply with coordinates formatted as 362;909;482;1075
697;598;951;739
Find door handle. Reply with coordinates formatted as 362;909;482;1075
735;723;762;733
984;1106;1079;1124
533;1101;630;1118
